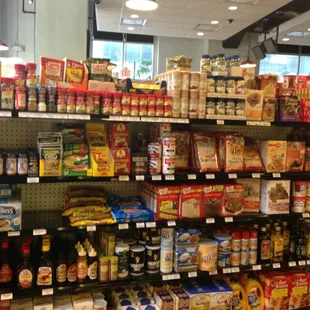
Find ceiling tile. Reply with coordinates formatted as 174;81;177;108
153;6;183;15
146;21;171;28
148;14;176;22
97;0;123;9
175;16;204;24
213;3;251;12
185;1;221;10
143;27;167;35
96;9;121;17
156;0;189;8
255;0;288;6
170;22;198;29
180;9;213;18
164;29;190;36
119;25;143;33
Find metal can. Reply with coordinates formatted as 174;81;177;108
162;156;176;175
146;245;160;273
148;143;162;157
149;157;161;175
292;197;306;213
99;257;109;281
162;137;176;156
293;181;307;197
129;245;145;276
115;243;129;278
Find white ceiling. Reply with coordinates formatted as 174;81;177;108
96;0;289;40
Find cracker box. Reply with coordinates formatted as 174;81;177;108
111;148;131;176
89;146;114;177
71;292;93;310
154;291;174;310
0;300;10;310
201;185;224;217
286;141;305;172
288;272;309;309
11;298;33;310
210;281;232;310
54;295;73;310
245;89;264;120
260;180;290;214
182;282;212;310
109;123;130;148
33;296;53;310
259;140;287;173
221;184;244;217
236;179;260;212
168;288;190;310
0;198;22;231
180;185;202;218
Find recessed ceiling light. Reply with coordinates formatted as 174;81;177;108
126;0;158;11
308;28;310;31
228;6;238;10
197;32;204;36
127;27;135;31
211;20;219;25
282;37;290;41
131;14;139;18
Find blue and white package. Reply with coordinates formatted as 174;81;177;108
0;198;21;231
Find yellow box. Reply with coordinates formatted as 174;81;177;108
40;160;62;177
90;146;114;177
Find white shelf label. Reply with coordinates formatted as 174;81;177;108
273;263;281;269
289;261;297;267
216;120;225;125
231;267;240;273
1;293;13;301
42;288;53;296
252;265;261;271
168;221;176;227
165;175;175;181
298;260;306;266
27;177;39;184
187;174;197;180
146;222;156;228
252;173;261;179
152;175;162;181
228;174;237;179
206;174;215;179
136;222;145;228
246;121;271;127
225;217;234;223
209;270;218;275
272;173;281;178
303;213;310;218
118;223;129;230
33;229;47;236
135;175;145;181
86;226;96;232
206;218;215;224
8;231;20;237
162;273;180;281
223;268;231;274
307;260;310;265
0;111;12;118
188;271;197;278
68;114;91;120
119;175;130;181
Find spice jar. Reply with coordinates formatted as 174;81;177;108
76;91;86;114
18;152;28;176
5;152;17;176
56;88;66;113
112;93;122;115
27;86;38;112
15;87;27;111
37;86;47;112
47;86;57;112
101;92;111;115
138;94;147;117
121;93;130;116
86;91;94;114
27;150;39;177
131;94;139;117
26;63;37;87
91;91;100;115
1;78;15;110
66;89;76;113
14;64;25;87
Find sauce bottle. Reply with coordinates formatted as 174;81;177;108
249;230;257;265
77;247;88;283
271;226;283;262
55;249;67;285
36;243;53;287
296;226;307;260
17;246;34;289
87;248;98;281
67;244;77;284
0;240;13;287
258;227;271;264
282;221;290;259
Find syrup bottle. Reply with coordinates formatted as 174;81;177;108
17;246;34;289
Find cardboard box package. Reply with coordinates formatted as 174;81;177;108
154;291;174;310
11;298;33;310
288;272;309;309
179;185;202;218
236;179;260;212
71;293;93;310
54;295;73;310
0;198;22;231
221;184;244;216
33;296;53;310
201;185;224;217
245;89;264;120
286;141;305;172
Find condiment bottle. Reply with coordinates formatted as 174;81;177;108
271;226;284;262
290;224;297;259
0;240;13;287
258;227;271;264
241;231;249;266
56;88;66;113
249;230;258;265
87;248;98;281
17;246;34;289
67;244;77;284
26;63;37;87
231;231;241;267
55;248;67;285
282;221;290;259
36;243;53;287
14;64;25;87
296;226;307;260
77;247;88;283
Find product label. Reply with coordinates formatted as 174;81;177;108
0;264;12;283
274;239;284;259
248;291;260;309
261;240;271;260
37;267;52;286
56;264;67;283
18;269;33;288
232;296;242;310
88;261;98;280
67;264;77;283
77;261;87;280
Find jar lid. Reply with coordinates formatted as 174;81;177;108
217;54;225;57
130;245;145;252
56;88;66;93
14;64;25;70
145;245;161;250
214;233;232;240
242;231;250;239
26;63;37;69
15;87;26;91
232;231;240;239
1;78;14;84
201;54;210;58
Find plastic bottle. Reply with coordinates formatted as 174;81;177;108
258;227;271;264
289;224;297;259
296;226;307;260
241;231;249;266
36;243;53;287
67;244;77;284
160;245;173;274
231;231;241;267
244;274;264;310
0;240;13;287
87;248;98;281
229;277;247;310
249;230;257;265
271;226;284;262
17;246;34;289
77;247;88;283
282;221;290;259
55;249;67;285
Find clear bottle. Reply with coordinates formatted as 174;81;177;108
258;227;271;264
36;243;53;287
271;226;284;262
296;227;307;260
282;222;290;259
290;225;297;260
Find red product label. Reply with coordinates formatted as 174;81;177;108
18;269;33;288
0;264;12;283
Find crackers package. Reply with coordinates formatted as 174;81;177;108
236;179;260;212
245;89;264;120
179;185;202;219
221;184;244;216
286;141;305;172
224;134;244;172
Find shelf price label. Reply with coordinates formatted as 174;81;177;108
206;218;215;224
136;222;145;228
307;260;310;265
272;173;281;178
118;223;129;230
252;173;261;179
162;273;180;281
225;217;233;223
228;174;237;179
302;213;310;218
8;231;20;237
152;175;162;181
33;229;47;236
216;120;225;125
119;175;130;181
231;267;240;273
206;174;215;180
87;226;96;232
223;268;231;274
188;271;197;278
42;288;53;296
146;222;156;228
289;261;297;267
187;174;197;180
298;260;306;266
272;263;281;269
209;270;218;275
165;175;175;181
27;177;40;184
135;175;145;181
252;265;261;271
0;111;12;118
167;221;176;227
1;293;13;301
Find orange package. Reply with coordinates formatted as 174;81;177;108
40;57;65;85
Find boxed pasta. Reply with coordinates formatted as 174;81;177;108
259;140;287;173
179;185;202;218
111;148;131;176
109;123;130;148
287;272;309;310
245;89;264;120
221;184;244;216
201;185;224;217
286;141;305;172
260;180;290;214
236;179;260;212
224;134;244;172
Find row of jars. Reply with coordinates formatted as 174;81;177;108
207;76;246;95
200;54;241;74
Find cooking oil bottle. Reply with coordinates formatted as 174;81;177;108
271;226;283;262
282;221;290;259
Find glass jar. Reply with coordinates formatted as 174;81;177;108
86;91;94;114
76;91;86;114
5;152;17;176
112;93;122;115
215;76;226;94
121;93;130;116
226;99;235;116
231;55;240;67
207;76;216;93
130;94;139;117
0;153;3;176
47;86;57;112
92;91;100;115
200;54;211;74
236;77;246;95
206;98;216;116
56;88;66;113
27;86;38;112
14;64;25;87
66;89;76;113
26;63;37;87
236;99;245;117
18;152;28;176
215;54;226;72
37;86;47;112
138;94;147;117
216;98;225;115
211;55;217;71
1;78;15;110
15;87;27;111
226;77;236;95
27;150;39;177
101;92;112;115
225;57;231;71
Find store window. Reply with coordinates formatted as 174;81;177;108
299;56;310;76
93;40;154;80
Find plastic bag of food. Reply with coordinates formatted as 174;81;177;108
243;139;265;171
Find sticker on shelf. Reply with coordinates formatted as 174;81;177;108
223;268;231;274
136;222;145;228
118;223;129;230
188;271;197;278
27;177;40;184
272;263;281;269
272;173;281;178
252;173;261;179
289;261;297;267
216;120;225;125
187;174;197;180
307;260;310;265
298;260;306;266
206;174;215;180
168;221;176;227
68;114;91;120
135;175;145;181
146;222;156;228
206;218;215;224
33;229;47;236
1;293;13;301
8;231;20;237
209;270;218;275
225;217;233;223
231;267;240;273
109;115;122;121
302;213;310;218
119;175;130;181
42;288;53;296
152;175;162;181
86;226;96;232
228;174;237;179
0;111;12;118
252;265;261;271
165;175;175;181
246;121;271;127
162;274;180;281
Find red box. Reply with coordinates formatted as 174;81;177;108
109;123;130;148
111;148;131;176
201;185;224;217
221;184;244;217
179;185;202;219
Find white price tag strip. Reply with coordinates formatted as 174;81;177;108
135;175;145;181
119;175;130;181
162;274;180;281
223;268;231;274
231;267;240;273
206;218;215;224
272;173;281;178
152;175;162;181
303;213;310;218
0;111;12;118
8;231;20;237
68;114;91;120
252;265;261;271
1;293;13;301
209;270;218;275
168;221;176;227
307;260;310;265
165;175;175;181
187;174;197;180
33;229;47;236
188;271;197;278
273;263;281;269
228;174;237;179
118;223;129;230
146;222;156;228
42;288;54;296
27;177;39;184
289;261;297;267
217;120;225;125
299;260;306;266
87;226;96;232
225;217;234;223
252;173;261;179
136;222;145;228
206;174;215;180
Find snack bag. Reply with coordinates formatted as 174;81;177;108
40;57;65;85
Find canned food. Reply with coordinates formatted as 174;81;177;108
139;104;146;116
146;245;160;273
148;143;162;157
171;72;181;90
115;244;129;278
162;156;176;175
294;181;308;197
148;95;156;107
162;137;176;156
214;234;232;253
146;228;161;246
129;245;145;276
147;106;155;117
198;240;218;271
292;197;306;213
181;72;189;90
99;257;109;281
149;158;161;175
130;103;139;116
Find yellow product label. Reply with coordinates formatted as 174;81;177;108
271;288;288;297
292;286;307;295
274;240;283;256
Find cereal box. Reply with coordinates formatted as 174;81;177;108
221;184;244;217
210;281;232;310
201;185;224;217
286;141;305;172
179;185;202;218
236;179;260;212
183;282;212;310
288;272;309;309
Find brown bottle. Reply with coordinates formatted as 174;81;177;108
36;243;53;287
17;246;34;289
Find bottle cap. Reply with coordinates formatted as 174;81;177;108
42;244;50;252
250;230;257;238
78;248;87;256
232;231;240;239
261;227;267;232
242;231;249;239
88;248;97;257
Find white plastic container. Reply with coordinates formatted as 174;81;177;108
160;246;173;273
